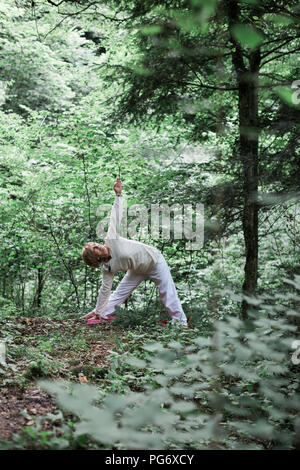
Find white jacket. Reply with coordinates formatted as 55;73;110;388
94;195;160;316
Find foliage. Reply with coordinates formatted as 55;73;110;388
0;0;299;450
32;277;300;450
0;409;96;450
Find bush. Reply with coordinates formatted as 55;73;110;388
35;277;300;450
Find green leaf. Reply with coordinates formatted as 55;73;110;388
140;25;163;36
126;357;147;369
143;342;165;352
239;0;260;4
231;24;264;50
171;400;196;413
131;65;152;76
269;14;295;25
275;86;300;107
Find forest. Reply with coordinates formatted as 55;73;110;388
0;0;300;451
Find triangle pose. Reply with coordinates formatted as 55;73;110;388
82;178;188;326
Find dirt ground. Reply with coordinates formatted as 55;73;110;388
0;387;57;440
0;316;117;442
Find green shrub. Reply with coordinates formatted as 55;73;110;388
36;277;300;449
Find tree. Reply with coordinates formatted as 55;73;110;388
1;0;299;319
66;0;299;318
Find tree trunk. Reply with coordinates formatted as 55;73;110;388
227;0;261;319
239;52;260;319
36;266;44;309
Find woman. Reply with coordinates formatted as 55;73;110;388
82;178;187;326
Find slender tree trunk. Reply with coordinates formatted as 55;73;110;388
2;274;6;298
36;266;44;309
240;53;260;318
20;279;25;315
228;0;261;319
10;275;13;300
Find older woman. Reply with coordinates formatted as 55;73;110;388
82;178;187;326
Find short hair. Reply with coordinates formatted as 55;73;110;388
81;242;102;268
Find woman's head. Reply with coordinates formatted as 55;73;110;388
81;242;110;268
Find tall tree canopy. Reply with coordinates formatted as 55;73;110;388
47;0;300;316
0;0;299;317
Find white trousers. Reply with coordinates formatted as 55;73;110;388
102;253;187;325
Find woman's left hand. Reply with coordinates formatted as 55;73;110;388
83;311;97;320
114;178;122;195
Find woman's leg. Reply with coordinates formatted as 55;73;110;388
148;254;187;325
101;270;147;318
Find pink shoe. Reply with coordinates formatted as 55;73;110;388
187;316;195;329
86;316;116;325
158;320;169;328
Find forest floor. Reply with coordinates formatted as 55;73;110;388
1;310;295;450
0;315;121;444
0;311;200;449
